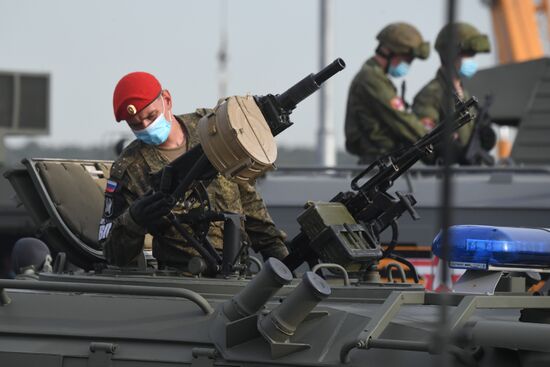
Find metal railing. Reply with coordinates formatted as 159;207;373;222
0;279;214;315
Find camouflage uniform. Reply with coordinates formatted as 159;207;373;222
413;22;490;156
412;69;473;147
99;109;288;267
344;57;427;162
344;23;430;163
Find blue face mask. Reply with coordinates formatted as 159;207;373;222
132;98;172;145
459;57;478;79
388;61;410;78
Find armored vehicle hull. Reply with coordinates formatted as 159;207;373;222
1;270;549;367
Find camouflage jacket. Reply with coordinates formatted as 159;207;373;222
344;57;427;163
99;109;288;267
412;68;474;148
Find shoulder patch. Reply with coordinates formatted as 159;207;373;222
98;222;113;240
105;179;118;193
390;96;405;111
102;181;128;221
103;196;114;217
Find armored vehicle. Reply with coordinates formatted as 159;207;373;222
2;151;550;366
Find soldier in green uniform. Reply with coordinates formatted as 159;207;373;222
344;22;431;164
99;72;288;269
413;22;491;163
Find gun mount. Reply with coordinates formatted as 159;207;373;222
283;97;478;275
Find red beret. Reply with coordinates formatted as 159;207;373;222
113;72;162;122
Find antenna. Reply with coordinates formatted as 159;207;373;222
218;0;229;99
316;0;336;167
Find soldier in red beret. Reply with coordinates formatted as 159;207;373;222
99;71;288;270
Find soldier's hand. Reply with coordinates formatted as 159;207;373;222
129;191;173;228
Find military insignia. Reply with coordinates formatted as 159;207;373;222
421;117;435;130
104;196;114;218
105;180;118;193
127;104;137;115
98;222;113;240
390;96;405;111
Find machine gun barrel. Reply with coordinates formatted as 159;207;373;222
276;58;346;111
152;58;347;200
351;97;478;197
257;58;346;136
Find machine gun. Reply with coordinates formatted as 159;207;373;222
148;59;346;275
150;58;346;199
463;94;496;165
283;97;479;275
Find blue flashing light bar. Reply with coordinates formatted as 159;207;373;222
432;225;550;270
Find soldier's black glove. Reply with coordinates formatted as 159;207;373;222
129;191;173;229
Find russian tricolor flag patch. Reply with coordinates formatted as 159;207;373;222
106;180;118;193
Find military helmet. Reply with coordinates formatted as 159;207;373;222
376;22;430;60
435;22;490;56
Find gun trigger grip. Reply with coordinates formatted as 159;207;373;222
159;166;174;195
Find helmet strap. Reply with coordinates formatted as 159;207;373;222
375;45;394;74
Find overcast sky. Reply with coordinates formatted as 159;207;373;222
0;0;496;150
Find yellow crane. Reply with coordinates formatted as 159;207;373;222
489;0;549;63
483;1;550;158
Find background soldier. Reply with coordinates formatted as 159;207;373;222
344;22;431;164
413;22;492;164
99;72;288;269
